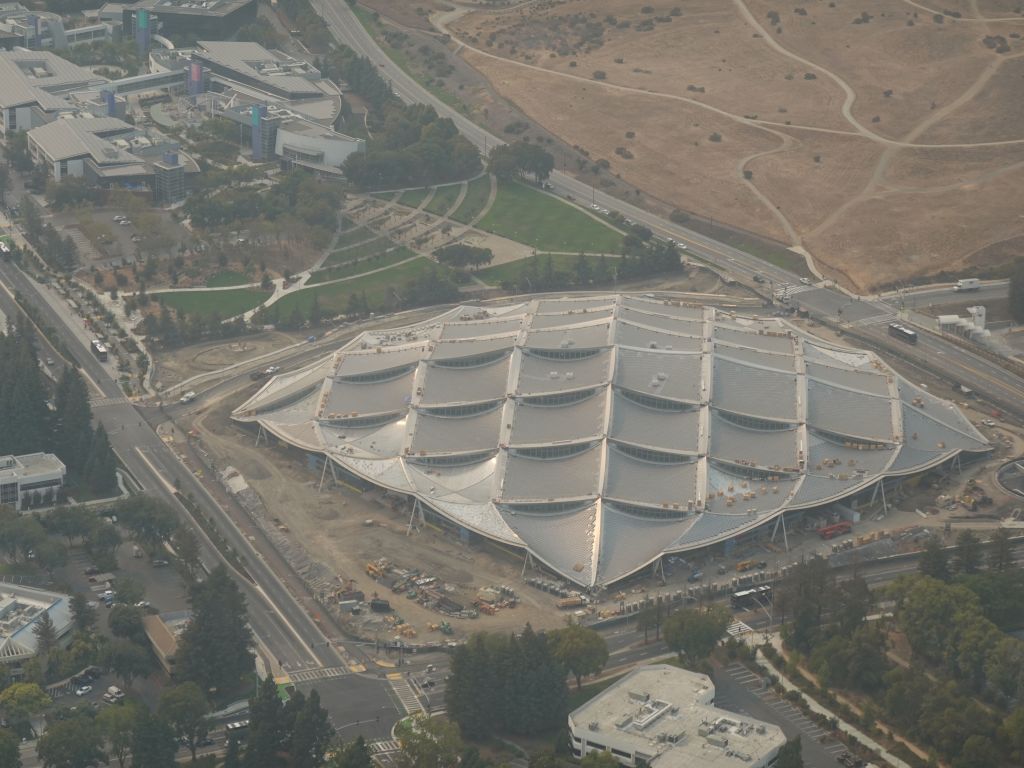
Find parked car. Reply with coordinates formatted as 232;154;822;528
75;685;92;697
152;559;169;567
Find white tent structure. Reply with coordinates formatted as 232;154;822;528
233;295;989;588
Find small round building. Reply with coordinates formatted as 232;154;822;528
232;295;989;588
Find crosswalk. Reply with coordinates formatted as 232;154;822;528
775;283;817;299
722;663;848;761
369;740;400;755
846;313;896;328
289;666;350;683
387;674;423;715
90;395;130;407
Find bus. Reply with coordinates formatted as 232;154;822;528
90;339;108;361
888;323;918;345
730;584;773;611
225;720;250;736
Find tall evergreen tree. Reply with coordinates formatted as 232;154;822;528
289;689;334;768
53;367;93;477
175;565;255;694
0;319;51;455
130;709;177;768
243;675;285;768
84;423;117;494
446;635;498;739
223;736;242;768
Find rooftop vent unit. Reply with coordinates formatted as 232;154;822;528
588;722;599;732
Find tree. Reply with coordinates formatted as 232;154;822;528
102;637;151;689
131;708;178;768
52;368;93;478
396;715;462;768
918;535;949;581
774;737;804;768
635;606;659;643
84;424;117;495
953;530;982;574
111;575;144;606
160;683;210;763
176;565;255;693
243;674;285;768
49;505;95;548
97;702;139;768
172;527;202;583
108;605;146;644
1010;256;1024;324
328;736;373;768
288;689;334;768
32;611;58;663
223;736;242;768
445;634;498;740
663;606;731;664
988;528;1013;572
36;717;106;768
0;683;50;725
0;729;16;768
113;496;177;554
550;625;609;689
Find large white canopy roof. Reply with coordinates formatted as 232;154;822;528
233;296;989;588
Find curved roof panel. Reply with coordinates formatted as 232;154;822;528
234;297;989;588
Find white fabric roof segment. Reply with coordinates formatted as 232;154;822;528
233;298;990;588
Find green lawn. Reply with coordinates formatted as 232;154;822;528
477;253;615;285
398;187;432;208
424;183;464;216
449;175;492;224
324;237;391;267
154;287;271;319
274;257;441;317
306;247;416;285
205;270;250;288
477;180;623;253
371;191;398;202
333;227;377;250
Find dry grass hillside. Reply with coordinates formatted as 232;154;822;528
420;0;1024;290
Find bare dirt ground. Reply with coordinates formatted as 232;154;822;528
422;0;1024;291
152;331;301;389
191;393;566;638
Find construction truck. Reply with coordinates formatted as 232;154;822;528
817;521;852;540
557;595;585;609
366;559;389;578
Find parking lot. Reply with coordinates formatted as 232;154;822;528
714;662;849;768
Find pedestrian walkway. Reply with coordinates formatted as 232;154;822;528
755;647;914;768
847;312;896;328
369;739;400;754
90;395;131;407
386;673;422;715
288;666;350;683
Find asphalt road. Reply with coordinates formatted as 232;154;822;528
0;259;402;733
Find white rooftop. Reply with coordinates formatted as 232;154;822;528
569;664;786;768
0;584;74;663
233;296;989;587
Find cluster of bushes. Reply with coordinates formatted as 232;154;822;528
343;104;481;189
